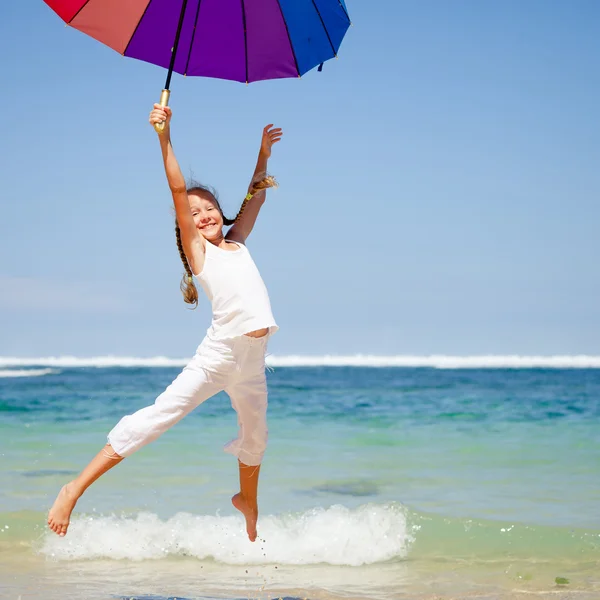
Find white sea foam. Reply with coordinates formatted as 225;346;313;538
41;503;412;565
0;368;59;378
268;354;600;368
0;356;185;368
2;354;600;368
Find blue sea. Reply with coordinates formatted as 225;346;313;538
1;357;599;600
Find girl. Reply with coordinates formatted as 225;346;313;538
47;105;283;543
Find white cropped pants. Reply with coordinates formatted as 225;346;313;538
107;334;269;466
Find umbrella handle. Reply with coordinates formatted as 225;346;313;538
154;89;171;134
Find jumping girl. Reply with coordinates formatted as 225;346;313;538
48;104;283;542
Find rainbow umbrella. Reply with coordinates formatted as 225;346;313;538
44;0;351;131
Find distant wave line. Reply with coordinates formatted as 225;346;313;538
0;368;59;378
1;355;600;368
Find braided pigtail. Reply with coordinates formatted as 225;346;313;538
175;222;199;308
231;174;278;223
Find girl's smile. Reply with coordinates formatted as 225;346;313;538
200;222;218;231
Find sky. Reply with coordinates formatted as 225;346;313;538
0;1;599;358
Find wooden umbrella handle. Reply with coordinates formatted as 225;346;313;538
154;89;171;134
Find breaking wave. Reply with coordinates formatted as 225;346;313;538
38;502;600;565
0;368;59;378
1;355;600;368
41;503;412;565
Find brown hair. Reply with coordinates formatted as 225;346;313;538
175;175;277;308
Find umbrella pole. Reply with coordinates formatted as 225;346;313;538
154;0;190;134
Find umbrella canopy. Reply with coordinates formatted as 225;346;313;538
44;0;351;84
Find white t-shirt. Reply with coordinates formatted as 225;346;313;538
194;240;278;340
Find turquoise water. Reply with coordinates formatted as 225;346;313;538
1;365;599;599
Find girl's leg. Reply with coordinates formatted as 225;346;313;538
48;339;233;536
48;444;123;536
232;461;261;542
225;337;269;542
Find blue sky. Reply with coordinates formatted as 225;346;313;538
1;1;599;357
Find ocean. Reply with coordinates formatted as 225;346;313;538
0;357;599;600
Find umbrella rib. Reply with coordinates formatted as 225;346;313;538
336;0;352;24
274;0;300;77
123;0;154;57
68;0;93;24
310;0;336;57
183;0;203;76
240;0;249;83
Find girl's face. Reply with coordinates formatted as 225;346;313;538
189;192;224;240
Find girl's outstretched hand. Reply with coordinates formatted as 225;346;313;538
260;124;283;158
149;104;172;132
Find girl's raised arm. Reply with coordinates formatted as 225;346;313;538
227;124;282;244
150;105;205;275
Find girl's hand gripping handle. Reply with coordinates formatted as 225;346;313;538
149;102;172;137
153;89;171;134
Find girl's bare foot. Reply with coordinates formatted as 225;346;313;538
232;492;258;542
48;483;79;536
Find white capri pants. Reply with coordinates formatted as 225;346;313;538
107;334;269;466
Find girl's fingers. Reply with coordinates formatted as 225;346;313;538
150;105;169;117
